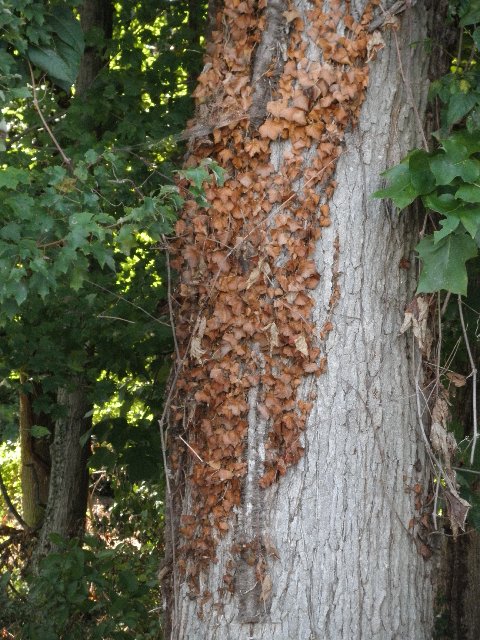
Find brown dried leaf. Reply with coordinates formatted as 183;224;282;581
367;31;385;62
260;573;273;603
258;119;285;140
444;489;471;535
294;335;309;357
190;316;207;362
283;9;300;23
399;296;432;357
446;372;467;388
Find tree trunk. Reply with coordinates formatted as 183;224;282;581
76;0;113;93
166;1;444;638
19;386;50;529
435;530;480;639
32;0;112;564
33;383;91;559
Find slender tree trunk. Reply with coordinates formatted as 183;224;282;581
32;0;112;564
34;383;91;559
166;1;445;638
76;0;113;93
19;387;50;529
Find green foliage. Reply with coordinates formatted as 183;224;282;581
0;0;214;637
373;133;480;294
18;534;161;640
374;0;480;533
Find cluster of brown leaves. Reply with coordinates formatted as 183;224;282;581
170;0;379;589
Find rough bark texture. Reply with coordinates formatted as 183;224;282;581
435;529;480;639
33;383;91;561
170;2;440;638
19;388;51;529
76;0;113;93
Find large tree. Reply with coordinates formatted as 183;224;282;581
164;1;448;638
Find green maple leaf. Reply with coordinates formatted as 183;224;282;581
416;231;478;295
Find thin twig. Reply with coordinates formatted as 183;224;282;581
27;61;72;167
458;296;478;465
178;435;205;463
453;466;480;475
97;314;135;324
86;280;171;326
432;474;440;531
414;362;456;495
441;291;451;317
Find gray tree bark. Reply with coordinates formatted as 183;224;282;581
33;383;91;560
168;1;444;638
19;386;51;529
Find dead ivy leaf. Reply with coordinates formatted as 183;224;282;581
263;533;280;559
283;9;300;23
431;396;450;426
258;120;285;140
430;422;454;462
367;31;385;62
399;296;432;357
446;372;467;387
216;468;234;481
418;543;432;560
260;573;273;603
294;335;309;357
190;316;207;362
444;489;470;535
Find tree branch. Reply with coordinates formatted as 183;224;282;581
0;467;29;530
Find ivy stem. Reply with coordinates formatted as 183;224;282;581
458;296;478;465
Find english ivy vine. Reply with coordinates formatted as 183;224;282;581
375;0;480;531
374;0;480;297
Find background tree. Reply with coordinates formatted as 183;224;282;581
0;0;212;636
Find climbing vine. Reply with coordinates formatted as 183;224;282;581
375;0;480;533
170;0;391;592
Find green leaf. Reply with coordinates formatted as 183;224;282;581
179;165;210;190
455;183;480;203
424;192;480;239
423;192;463;214
434;215;461;242
207;160;226;187
48;5;84;56
84;149;99;164
0;167;30;189
70;265;86;291
409;149;436;193
372;162;419;209
119;570;139;594
416;231;478;295
13;281;27;306
460;4;480;26
27;46;76;85
31;425;51;439
446;92;478;126
430;154;480;185
442;130;480;160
